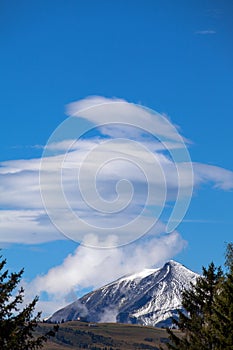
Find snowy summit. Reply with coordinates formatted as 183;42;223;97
48;260;198;327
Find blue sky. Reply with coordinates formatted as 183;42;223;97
0;0;233;316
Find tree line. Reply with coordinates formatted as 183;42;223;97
164;243;233;350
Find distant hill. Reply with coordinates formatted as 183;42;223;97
48;260;198;327
37;321;176;349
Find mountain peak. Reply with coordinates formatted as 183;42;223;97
167;259;181;265
166;259;184;267
49;260;199;327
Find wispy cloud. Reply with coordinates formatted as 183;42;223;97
205;9;223;19
0;141;232;245
11;144;44;150
193;163;233;190
195;30;216;35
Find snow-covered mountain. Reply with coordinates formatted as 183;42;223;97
48;260;198;327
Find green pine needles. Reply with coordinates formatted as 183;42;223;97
0;254;58;349
164;243;233;350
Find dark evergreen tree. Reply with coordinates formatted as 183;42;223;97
224;242;233;272
0;254;58;349
212;243;233;349
165;262;223;350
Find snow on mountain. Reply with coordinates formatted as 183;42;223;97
48;260;199;327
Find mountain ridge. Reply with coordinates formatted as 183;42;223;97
48;260;199;327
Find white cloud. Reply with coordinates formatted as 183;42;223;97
193;163;233;190
195;30;216;35
0;97;233;245
0;142;231;244
67;96;186;143
0;210;62;244
26;228;185;317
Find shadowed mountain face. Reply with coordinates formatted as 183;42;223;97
49;260;198;327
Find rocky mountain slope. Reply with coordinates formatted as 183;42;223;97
48;260;198;327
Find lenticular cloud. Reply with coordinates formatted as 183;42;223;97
0;96;233;247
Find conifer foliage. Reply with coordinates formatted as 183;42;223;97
213;243;233;349
0;254;58;349
165;243;233;350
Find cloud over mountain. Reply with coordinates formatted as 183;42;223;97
1;97;233;315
